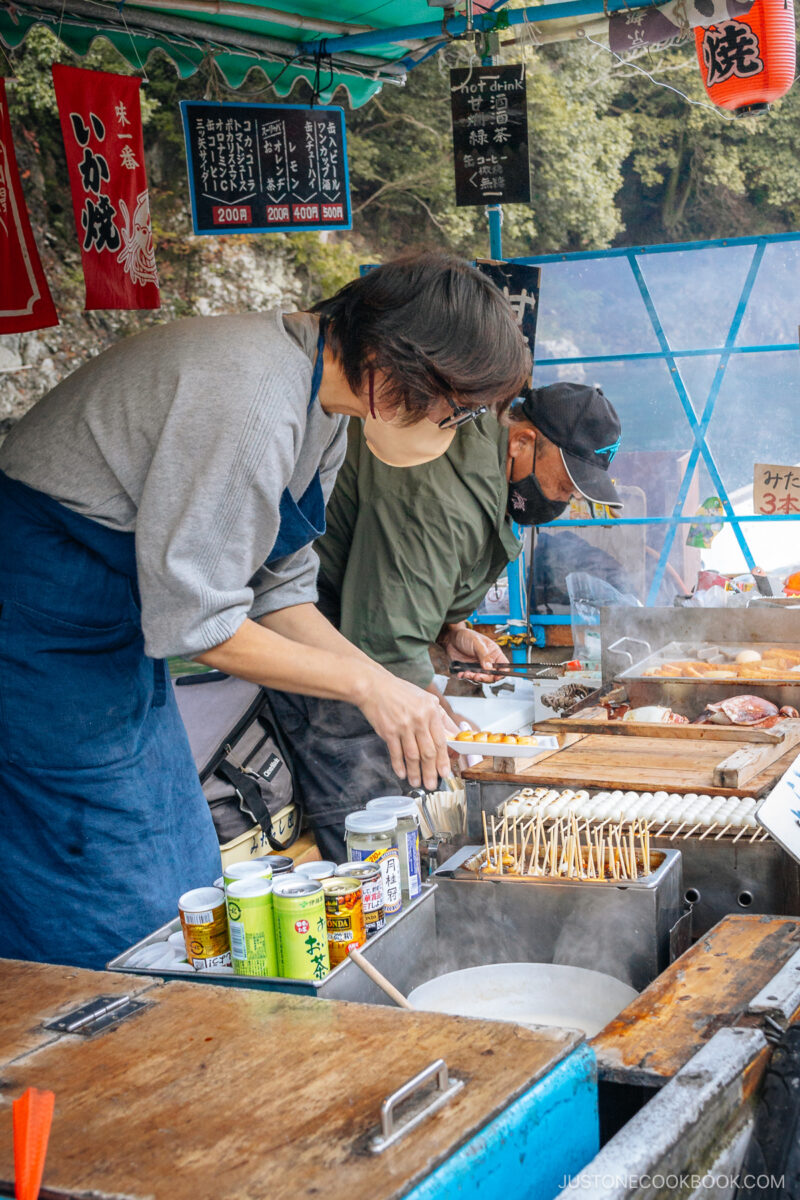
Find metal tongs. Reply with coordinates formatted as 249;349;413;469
448;659;547;680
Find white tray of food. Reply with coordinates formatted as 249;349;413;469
447;732;560;756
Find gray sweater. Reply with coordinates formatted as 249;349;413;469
0;309;348;659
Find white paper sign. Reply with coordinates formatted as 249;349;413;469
756;752;800;863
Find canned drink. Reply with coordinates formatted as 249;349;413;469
323;877;366;966
178;886;230;970
335;862;385;937
223;860;273;888
295;860;337;881
226;877;278;977
254;855;294;875
272;877;330;981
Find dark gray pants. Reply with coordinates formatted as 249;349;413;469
266;690;405;862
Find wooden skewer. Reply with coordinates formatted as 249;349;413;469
670;822;687;841
699;823;717;841
733;825;748;843
714;823;733;840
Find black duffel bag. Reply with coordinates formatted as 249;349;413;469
174;671;300;852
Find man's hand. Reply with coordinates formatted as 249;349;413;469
439;622;509;683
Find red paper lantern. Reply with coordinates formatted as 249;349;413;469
694;0;796;115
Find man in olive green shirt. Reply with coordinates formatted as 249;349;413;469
268;384;622;859
315;415;518;688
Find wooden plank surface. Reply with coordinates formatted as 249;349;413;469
591;915;800;1087
713;720;800;787
464;739;800;797
0;961;581;1200
0;959;158;1066
535;717;787;744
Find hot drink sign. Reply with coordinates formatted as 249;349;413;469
181;102;352;235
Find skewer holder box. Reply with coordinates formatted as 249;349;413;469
432;849;685;992
108;884;437;1005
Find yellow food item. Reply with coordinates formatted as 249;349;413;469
454;730;476;742
500;735;518;745
487;733;505;743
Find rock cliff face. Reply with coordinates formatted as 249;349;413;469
0;228;306;435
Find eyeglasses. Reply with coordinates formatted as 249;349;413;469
438;398;488;430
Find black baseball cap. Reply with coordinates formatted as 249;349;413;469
519;382;623;508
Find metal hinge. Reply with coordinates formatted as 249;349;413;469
45;994;151;1037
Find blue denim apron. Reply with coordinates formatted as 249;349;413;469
266;328;326;562
0;330;327;968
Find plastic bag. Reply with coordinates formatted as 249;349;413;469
566;572;641;665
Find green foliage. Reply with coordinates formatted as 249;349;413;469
4;7;800;295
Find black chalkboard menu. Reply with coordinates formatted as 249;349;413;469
180;101;351;235
450;65;530;207
475;260;540;359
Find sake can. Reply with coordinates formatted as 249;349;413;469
335;861;385;938
272;877;330;981
254;854;294;875
178;886;230;970
223;859;273;889
226;877;278;977
323;877;366;966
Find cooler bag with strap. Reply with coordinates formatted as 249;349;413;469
173;672;300;861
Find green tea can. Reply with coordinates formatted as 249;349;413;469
223;859;273;889
226;877;278;977
272;877;330;981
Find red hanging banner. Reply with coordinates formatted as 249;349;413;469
52;64;160;310
0;78;58;334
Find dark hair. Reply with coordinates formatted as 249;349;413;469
311;251;531;423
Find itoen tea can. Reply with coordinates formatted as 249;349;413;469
323;877;366;966
272;877;330;981
178;886;230;970
222;859;273;889
344;811;402;916
335;861;385;938
226;877;278;977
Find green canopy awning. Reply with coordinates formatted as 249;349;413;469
0;0;470;106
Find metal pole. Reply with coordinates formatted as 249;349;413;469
301;0;665;56
486;205;504;259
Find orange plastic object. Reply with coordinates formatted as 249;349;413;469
784;571;800;596
13;1087;55;1200
694;0;796;113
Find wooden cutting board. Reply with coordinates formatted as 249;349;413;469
592;915;800;1087
464;734;800;796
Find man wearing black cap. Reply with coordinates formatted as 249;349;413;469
267;382;622;859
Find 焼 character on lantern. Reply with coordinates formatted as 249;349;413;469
695;0;796;114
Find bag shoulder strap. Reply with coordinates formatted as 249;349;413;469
214;759;299;852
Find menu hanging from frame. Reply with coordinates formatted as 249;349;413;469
450;64;530;207
181;101;352;235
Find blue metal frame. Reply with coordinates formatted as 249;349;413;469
475;232;800;643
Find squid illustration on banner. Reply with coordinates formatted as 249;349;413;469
52;64;160;310
0;78;58;334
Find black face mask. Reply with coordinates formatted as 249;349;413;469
506;450;568;527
